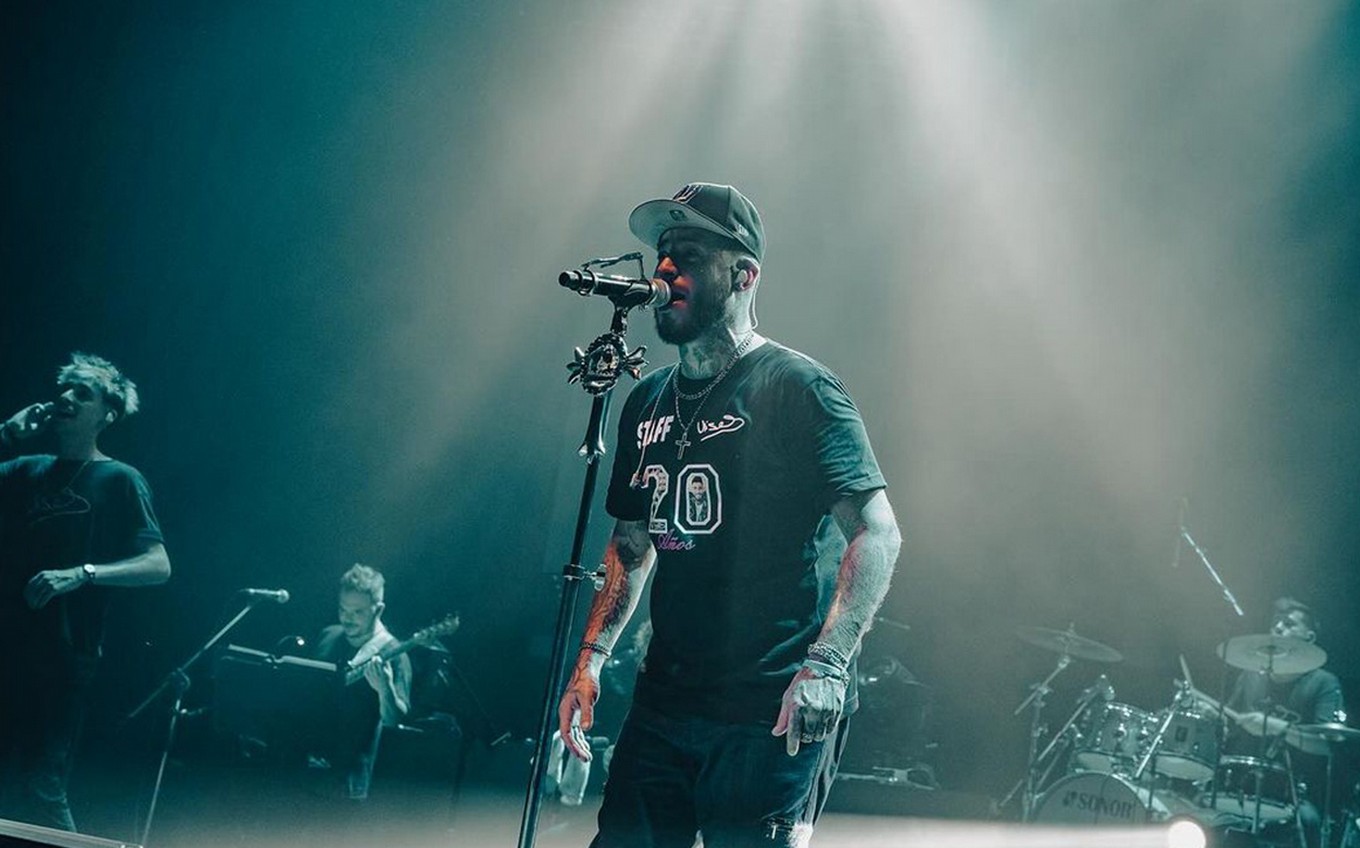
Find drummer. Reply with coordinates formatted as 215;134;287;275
1224;597;1345;739
1222;597;1345;848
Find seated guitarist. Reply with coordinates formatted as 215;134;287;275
313;563;412;801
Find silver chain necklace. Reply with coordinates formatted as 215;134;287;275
670;331;755;458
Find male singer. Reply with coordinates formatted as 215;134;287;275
0;353;171;831
557;183;902;847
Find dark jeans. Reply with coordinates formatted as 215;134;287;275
0;658;94;832
591;701;847;848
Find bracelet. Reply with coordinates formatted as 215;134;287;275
807;641;851;670
579;640;613;659
802;658;851;683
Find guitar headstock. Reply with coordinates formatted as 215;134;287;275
412;613;460;646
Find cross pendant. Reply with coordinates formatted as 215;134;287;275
675;435;692;459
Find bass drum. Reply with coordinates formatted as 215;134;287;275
1034;772;1172;825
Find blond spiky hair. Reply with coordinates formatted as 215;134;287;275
58;352;140;419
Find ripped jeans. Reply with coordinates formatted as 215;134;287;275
589;701;847;848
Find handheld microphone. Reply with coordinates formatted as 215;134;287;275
559;269;671;309
239;587;290;604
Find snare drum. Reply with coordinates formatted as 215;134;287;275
1074;702;1150;773
1206;755;1295;823
1151;708;1219;781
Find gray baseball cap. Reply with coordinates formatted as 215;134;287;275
628;182;765;261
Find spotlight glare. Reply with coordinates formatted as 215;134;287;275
1167;819;1206;848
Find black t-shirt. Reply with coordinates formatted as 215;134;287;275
0;456;163;663
1225;667;1345;802
312;625;413;758
312;623;413;801
606;341;887;724
1226;667;1345;726
315;625;384;764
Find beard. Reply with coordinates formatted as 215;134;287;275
654;277;730;345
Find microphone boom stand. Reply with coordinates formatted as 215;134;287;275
126;596;269;846
1178;517;1246;815
516;285;649;848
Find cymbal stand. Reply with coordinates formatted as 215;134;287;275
1011;652;1071;821
1133;682;1191;817
1322;745;1337;848
1280;745;1309;848
1249;650;1281;837
999;688;1092;816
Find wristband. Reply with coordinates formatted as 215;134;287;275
579;640;612;659
807;640;851;671
802;658;851;683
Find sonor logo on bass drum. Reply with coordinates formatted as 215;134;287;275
1061;790;1138;821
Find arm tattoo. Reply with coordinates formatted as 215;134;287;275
820;490;902;656
579;520;654;659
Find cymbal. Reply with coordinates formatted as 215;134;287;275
1015;625;1123;663
1286;722;1360;755
1217;634;1326;675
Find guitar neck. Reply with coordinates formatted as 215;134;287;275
341;614;457;686
344;639;416;686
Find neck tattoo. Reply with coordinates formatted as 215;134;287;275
670;331;755;459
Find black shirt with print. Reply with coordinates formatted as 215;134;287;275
606;341;887;724
0;456;163;665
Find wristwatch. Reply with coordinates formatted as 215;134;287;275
81;563;97;585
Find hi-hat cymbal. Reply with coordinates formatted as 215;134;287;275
1015;625;1123;663
1217;634;1326;675
1285;722;1360;755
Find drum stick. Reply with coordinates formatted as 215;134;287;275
1178;653;1195;689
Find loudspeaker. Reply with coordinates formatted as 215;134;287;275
0;819;139;848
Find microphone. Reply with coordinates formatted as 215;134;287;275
559;269;671;309
239;587;290;604
8;402;56;437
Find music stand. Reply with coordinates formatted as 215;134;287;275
211;645;342;761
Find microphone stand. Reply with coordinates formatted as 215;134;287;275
1179;517;1246;814
126;596;268;846
517;275;649;848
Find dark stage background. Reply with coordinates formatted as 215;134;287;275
3;0;1358;835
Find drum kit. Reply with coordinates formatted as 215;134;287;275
1006;623;1360;847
